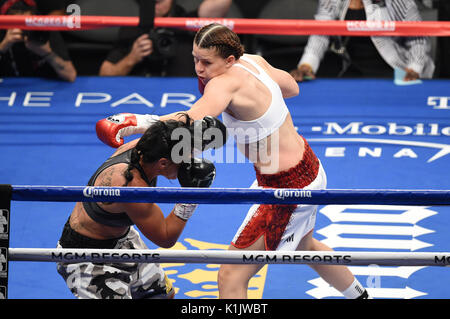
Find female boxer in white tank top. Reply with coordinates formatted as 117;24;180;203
152;23;369;299
168;24;369;299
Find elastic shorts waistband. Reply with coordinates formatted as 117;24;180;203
58;218;129;249
255;137;319;189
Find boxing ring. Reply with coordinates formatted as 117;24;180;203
1;14;450;300
2;184;450;299
4;186;450;266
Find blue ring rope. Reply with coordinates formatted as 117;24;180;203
10;185;450;205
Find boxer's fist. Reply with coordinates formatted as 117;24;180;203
178;158;216;188
96;113;159;148
191;116;228;151
96;113;137;148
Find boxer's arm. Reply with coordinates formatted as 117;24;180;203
254;54;299;98
97;76;232;148
160;75;235;122
124;158;215;248
125;202;188;248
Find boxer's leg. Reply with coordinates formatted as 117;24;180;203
297;230;369;299
218;235;266;299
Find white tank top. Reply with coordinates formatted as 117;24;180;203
221;55;289;144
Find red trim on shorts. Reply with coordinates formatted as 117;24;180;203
254;137;319;189
232;137;320;250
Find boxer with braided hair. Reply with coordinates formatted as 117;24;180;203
194;23;244;58
122;119;186;186
56;115;216;299
181;23;370;299
95;23;370;299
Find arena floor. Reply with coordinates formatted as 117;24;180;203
1;76;449;299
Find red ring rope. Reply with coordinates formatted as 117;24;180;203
0;15;450;36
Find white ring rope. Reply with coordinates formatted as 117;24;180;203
8;248;450;267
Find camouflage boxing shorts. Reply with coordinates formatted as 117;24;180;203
56;220;174;299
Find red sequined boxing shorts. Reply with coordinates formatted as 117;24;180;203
231;139;326;251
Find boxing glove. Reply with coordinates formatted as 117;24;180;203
173;157;215;221
177;157;216;188
190;116;228;151
96;113;160;148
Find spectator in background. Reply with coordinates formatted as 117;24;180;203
99;0;232;77
437;0;450;78
35;0;71;15
0;0;77;82
290;0;435;82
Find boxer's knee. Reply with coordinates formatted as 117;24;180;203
218;264;239;288
218;265;250;298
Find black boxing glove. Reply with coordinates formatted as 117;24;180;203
191;116;228;151
174;158;215;221
177;157;216;188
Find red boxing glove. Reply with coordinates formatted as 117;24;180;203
96;113;160;148
198;77;205;95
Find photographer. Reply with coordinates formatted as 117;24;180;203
0;0;77;82
99;0;232;77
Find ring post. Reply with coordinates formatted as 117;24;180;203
0;184;12;299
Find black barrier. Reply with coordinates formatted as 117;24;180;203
138;0;155;33
0;184;12;299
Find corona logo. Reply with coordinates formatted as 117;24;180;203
82;187;121;198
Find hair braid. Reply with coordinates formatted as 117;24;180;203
122;113;193;185
194;23;244;59
123;148;141;186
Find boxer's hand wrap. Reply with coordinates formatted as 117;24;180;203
177;157;216;188
191;116;228;151
96;113;160;148
173;203;198;221
174;158;215;221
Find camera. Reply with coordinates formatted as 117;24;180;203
148;28;177;59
